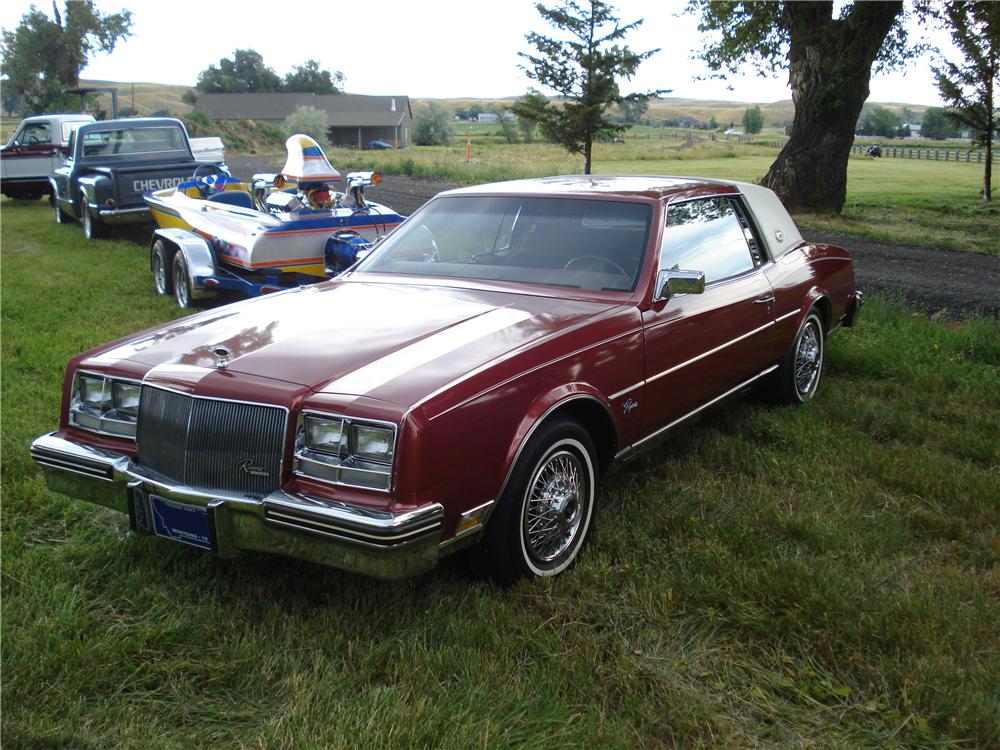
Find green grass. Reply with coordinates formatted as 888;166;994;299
3;200;999;747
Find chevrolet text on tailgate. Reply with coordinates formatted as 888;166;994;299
50;117;225;240
31;175;864;583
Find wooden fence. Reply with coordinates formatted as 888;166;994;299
851;144;998;163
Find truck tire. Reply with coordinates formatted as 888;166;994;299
81;198;108;240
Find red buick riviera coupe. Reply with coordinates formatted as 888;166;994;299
31;176;862;582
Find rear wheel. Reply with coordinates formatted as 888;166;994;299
478;417;597;584
172;252;193;309
771;310;825;404
152;240;174;296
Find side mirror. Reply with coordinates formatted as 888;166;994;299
655;269;705;301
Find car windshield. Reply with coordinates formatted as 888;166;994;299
359;195;652;292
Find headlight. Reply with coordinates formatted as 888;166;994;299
70;370;141;439
295;412;397;491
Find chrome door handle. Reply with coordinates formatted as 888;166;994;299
753;295;775;304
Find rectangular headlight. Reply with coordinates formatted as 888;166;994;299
304;415;346;455
295;412;397;491
70;371;141;439
112;381;141;417
79;375;111;408
351;424;394;464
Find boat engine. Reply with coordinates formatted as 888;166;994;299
325;230;373;275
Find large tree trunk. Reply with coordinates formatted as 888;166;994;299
762;2;902;213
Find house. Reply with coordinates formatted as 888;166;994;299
194;93;413;148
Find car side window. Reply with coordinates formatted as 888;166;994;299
659;197;757;284
17;122;52;145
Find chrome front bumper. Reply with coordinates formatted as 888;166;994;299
30;433;444;580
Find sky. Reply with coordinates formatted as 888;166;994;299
1;0;956;107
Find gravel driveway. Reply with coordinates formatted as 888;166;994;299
228;156;1000;318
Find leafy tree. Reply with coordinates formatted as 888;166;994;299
1;1;132;114
413;101;451;146
517;0;665;174
858;104;902;137
283;59;344;94
931;1;999;201
491;106;518;143
181;88;198;107
196;49;281;93
282;105;330;147
920;106;959;140
514;89;549;143
741;105;764;134
690;1;915;212
620;96;649;124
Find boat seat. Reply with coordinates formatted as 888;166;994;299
207;191;254;209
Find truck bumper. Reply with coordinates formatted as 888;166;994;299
30;432;445;580
98;206;151;225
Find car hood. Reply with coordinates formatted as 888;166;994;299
85;280;618;406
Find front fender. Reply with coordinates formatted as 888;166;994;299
497;384;617;503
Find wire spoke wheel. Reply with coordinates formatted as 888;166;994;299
522;449;586;564
793;320;822;398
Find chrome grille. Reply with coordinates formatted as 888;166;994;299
137;386;287;498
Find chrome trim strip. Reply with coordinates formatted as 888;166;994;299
265;510;440;543
646;320;774;385
775;309;799;323
609;381;644;401
31;457;113;481
618;364;779;456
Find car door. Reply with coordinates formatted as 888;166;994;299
639;195;775;440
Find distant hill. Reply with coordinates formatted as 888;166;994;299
76;81;928;128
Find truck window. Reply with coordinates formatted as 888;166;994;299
80;126;188;158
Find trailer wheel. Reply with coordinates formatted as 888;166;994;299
152;239;175;296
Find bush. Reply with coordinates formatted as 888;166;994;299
282;105;330;147
413;102;451;146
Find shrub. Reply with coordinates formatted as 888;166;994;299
413;102;451;146
282;105;331;147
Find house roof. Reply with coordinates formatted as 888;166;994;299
194;93;412;127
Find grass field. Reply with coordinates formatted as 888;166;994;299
2;200;998;747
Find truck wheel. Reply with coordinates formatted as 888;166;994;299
172;252;193;309
477;417;597;584
81;196;108;239
54;198;72;224
152;240;174;296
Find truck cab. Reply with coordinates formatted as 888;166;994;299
1;113;95;199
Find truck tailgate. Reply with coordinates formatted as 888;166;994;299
110;163;200;206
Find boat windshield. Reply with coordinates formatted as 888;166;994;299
357;195;652;292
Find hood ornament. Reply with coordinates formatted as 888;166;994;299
211;345;231;369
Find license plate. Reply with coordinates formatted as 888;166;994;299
149;495;212;550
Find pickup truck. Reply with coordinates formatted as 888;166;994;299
1;113;95;200
51;117;226;239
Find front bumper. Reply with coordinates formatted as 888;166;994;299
30;433;445;580
97;206;150;225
